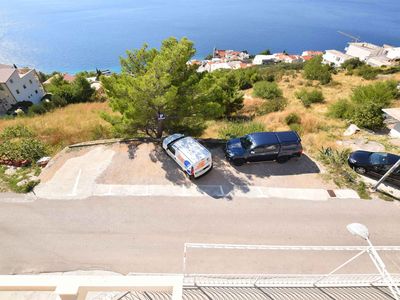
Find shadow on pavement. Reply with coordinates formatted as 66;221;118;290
150;142;321;200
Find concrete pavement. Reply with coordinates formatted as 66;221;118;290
0;195;399;275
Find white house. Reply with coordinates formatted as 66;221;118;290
322;50;352;67
253;55;276;65
0;64;45;114
345;42;396;67
345;43;384;61
385;46;400;60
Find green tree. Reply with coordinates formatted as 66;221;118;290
259;49;271;55
102;37;229;138
70;75;95;103
196;71;244;117
303;55;332;84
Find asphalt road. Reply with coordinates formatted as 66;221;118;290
0;195;399;275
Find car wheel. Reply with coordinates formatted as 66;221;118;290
233;159;245;166
354;167;366;174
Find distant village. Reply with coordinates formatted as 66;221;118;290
1;41;400;115
190;42;400;72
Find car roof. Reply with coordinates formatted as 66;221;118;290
248;131;299;147
275;131;300;143
173;136;211;162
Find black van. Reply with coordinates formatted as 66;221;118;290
224;131;302;166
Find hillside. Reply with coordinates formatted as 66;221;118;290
203;71;400;157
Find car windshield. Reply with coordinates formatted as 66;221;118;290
369;153;390;165
240;135;253;149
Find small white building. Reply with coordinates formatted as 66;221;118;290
0;64;45;114
253;55;276;65
385;46;400;60
322;50;352;67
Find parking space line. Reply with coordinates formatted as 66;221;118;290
71;169;82;196
219;185;225;197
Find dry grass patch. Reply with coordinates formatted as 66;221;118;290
0;102;113;154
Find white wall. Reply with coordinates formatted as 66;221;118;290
5;69;45;104
322;51;350;67
0;82;17;113
253;55;275;65
387;47;400;60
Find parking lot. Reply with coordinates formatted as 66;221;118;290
33;140;351;200
98;141;331;188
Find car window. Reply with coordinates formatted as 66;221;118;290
240;136;253;149
253;145;277;154
168;144;176;155
281;143;298;150
369;153;389;165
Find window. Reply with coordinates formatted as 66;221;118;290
253;145;278;154
23;84;27;89
35;90;38;94
9;79;13;84
167;144;176;155
16;89;20;94
240;136;253;149
29;79;33;84
370;153;389;165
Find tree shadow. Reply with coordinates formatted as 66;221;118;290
229;153;321;178
152;143;252;199
150;138;322;200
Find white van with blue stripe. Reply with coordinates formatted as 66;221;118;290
162;134;213;179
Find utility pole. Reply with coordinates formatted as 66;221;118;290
373;158;400;191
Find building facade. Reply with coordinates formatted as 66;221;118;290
322;50;352;67
0;65;45;114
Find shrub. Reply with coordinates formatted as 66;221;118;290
318;147;352;170
288;123;303;134
218;121;265;139
352;102;385;130
295;88;324;107
341;58;365;71
285;113;301;125
256;97;287;115
0;125;48;164
351;80;398;106
356;65;379;80
327;99;353;119
0;124;33;139
253;81;282;99
303;55;332;84
328;80;398;130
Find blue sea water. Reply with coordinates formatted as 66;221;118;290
0;0;399;73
